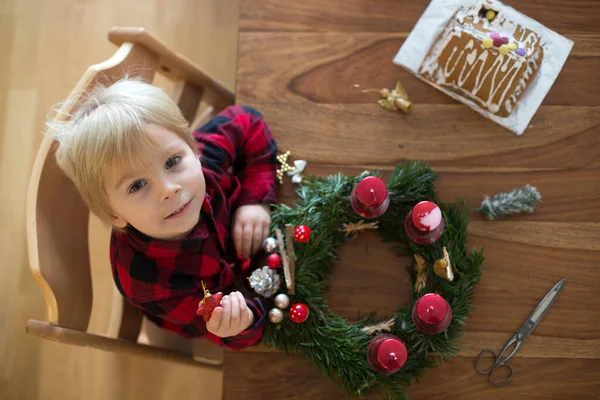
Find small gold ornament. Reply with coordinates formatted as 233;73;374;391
377;81;412;114
434;247;454;281
361;318;395;335
276;151;296;184
342;220;379;237
414;254;428;292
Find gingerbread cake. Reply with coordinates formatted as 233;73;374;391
419;0;544;117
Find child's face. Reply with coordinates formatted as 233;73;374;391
106;124;205;240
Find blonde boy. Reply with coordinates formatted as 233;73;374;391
48;79;278;349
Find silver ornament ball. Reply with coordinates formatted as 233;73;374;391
263;237;278;253
274;293;290;309
268;308;284;323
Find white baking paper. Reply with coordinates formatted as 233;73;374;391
393;0;574;136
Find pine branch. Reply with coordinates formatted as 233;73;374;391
264;162;484;399
476;184;541;220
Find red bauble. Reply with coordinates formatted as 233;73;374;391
267;253;282;269
294;225;311;243
289;303;309;323
196;283;224;322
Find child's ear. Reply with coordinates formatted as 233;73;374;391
111;215;128;228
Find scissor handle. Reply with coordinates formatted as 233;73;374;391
488;363;514;387
475;349;499;374
475;349;514;387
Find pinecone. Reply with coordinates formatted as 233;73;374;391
248;266;281;298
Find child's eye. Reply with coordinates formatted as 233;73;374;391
129;180;146;194
165;155;181;170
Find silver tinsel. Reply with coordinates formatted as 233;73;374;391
249;266;280;297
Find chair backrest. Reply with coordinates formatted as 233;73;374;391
26;27;234;337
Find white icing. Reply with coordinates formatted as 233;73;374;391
420;0;544;115
506;49;542;111
393;0;575;135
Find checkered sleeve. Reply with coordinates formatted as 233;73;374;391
138;294;265;350
193;105;278;206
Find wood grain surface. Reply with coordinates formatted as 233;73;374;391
224;351;600;400
228;0;600;398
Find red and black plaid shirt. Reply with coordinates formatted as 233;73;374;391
110;106;278;350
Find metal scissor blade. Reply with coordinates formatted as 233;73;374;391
517;278;566;339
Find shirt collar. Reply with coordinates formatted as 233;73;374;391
120;196;213;258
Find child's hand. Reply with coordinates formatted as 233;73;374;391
233;204;271;259
206;292;254;338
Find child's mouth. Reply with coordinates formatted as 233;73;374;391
165;199;192;219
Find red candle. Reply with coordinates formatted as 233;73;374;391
367;334;407;374
412;293;452;335
350;176;390;218
405;201;444;244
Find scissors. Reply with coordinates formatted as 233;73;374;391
475;278;566;387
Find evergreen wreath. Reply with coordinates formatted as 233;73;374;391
263;161;484;400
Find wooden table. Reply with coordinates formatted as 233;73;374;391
224;1;600;398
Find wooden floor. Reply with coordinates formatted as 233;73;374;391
0;0;240;398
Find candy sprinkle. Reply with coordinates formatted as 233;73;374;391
490;32;500;40
499;44;509;55
508;42;518;51
483;37;494;49
516;48;527;57
486;10;496;20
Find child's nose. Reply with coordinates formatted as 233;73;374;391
161;181;181;201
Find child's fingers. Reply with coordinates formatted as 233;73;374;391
220;295;231;333
206;307;223;333
251;224;263;255
241;224;253;259
238;293;251;328
230;292;241;329
233;222;243;257
262;224;270;246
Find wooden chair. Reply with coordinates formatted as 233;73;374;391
25;27;235;369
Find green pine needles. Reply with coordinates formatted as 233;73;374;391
265;161;484;399
476;184;542;220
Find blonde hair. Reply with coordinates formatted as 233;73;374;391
47;78;196;225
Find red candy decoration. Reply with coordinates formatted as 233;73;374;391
493;37;504;47
196;282;224;322
267;253;282;269
294;225;311;243
289;303;309;323
501;37;509;45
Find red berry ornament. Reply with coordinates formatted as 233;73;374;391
267;253;282;269
289;303;309;323
293;225;311;243
196;282;224;322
